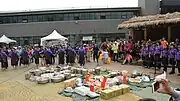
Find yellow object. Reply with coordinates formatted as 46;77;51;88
64;78;76;88
119;84;130;94
101;89;114;100
110;86;123;96
107;57;111;64
101;86;123;100
99;54;103;60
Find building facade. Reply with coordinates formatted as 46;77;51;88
0;7;140;46
160;0;180;14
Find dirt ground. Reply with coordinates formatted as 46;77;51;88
0;62;179;101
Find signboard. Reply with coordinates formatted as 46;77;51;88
83;36;93;41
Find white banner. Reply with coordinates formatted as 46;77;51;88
83;36;93;41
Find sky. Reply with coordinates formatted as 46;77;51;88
0;0;138;11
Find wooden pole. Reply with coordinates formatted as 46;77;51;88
144;28;147;41
130;29;134;40
168;26;171;42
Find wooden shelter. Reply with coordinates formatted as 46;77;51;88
118;12;180;41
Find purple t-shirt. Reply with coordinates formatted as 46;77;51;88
169;48;177;59
154;46;163;54
162;49;169;58
144;47;149;55
149;46;155;55
176;51;180;60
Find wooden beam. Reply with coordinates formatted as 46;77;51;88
144;28;147;41
168;26;171;42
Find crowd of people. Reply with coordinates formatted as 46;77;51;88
0;37;180;76
0;38;180;101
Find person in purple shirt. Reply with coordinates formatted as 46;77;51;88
176;46;180;76
149;43;155;68
44;48;53;66
78;46;85;66
143;43;150;68
154;42;163;70
140;44;145;60
20;48;29;67
9;48;19;69
162;46;169;72
0;48;8;71
169;44;177;74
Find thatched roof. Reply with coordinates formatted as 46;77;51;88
118;12;180;29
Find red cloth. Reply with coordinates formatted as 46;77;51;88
126;42;132;51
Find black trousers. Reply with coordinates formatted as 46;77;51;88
149;55;154;68
154;54;161;69
162;57;168;72
93;53;99;63
113;53;118;62
176;60;180;73
170;58;176;72
143;55;150;67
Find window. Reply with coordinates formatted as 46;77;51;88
100;15;106;19
89;13;95;20
18;16;22;23
59;14;64;21
74;16;79;20
68;14;73;20
0;17;3;24
64;14;69;21
121;12;127;19
28;16;33;22
22;16;28;23
37;15;43;22
12;16;17;23
46;15;54;21
111;12;118;19
32;16;38;22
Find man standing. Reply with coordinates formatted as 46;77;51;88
112;42;119;62
93;44;99;63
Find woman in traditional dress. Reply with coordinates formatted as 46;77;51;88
65;47;69;65
33;47;40;67
20;48;29;67
58;47;65;65
0;48;8;71
68;47;76;66
44;48;53;66
10;48;19;69
78;47;85;67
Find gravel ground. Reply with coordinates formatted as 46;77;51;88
0;61;179;101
